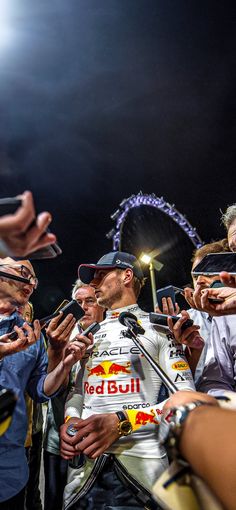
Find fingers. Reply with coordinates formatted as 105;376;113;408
219;272;236;288
163;390;218;411
0;191;35;235
66;341;87;361
60;420;83;458
174;302;180;314
160;297;174;315
24;212;56;253
47;312;75;333
200;289;221;315
0;333;12;344
46;313;76;346
22;320;40;345
184;287;195;308
71;333;93;348
60;439;77;459
169;311;202;348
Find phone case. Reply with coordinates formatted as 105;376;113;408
57;299;85;324
156;286;176;311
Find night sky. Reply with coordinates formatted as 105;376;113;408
0;1;235;315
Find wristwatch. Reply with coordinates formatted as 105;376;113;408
116;411;132;437
159;401;207;461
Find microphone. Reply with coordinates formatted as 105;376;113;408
119;312;145;335
119;311;178;393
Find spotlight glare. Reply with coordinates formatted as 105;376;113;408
140;253;151;265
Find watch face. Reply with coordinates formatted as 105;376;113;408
120;420;132;435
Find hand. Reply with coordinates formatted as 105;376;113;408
167;310;204;349
60;418;82;459
46;312;76;350
62;333;93;369
0;191;56;257
0;320;41;358
155;297;180;315
219;271;236;288
200;286;236;316
60;413;120;460
184;286;204;311
163;390;219;412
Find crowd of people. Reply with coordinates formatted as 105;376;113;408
1;191;236;510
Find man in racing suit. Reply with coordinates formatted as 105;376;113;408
60;251;195;510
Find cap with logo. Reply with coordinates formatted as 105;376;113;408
78;251;144;284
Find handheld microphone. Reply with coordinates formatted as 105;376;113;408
118;312;145;335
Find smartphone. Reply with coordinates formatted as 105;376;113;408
192;252;236;276
40;299;85;327
79;322;100;337
54;299;85;325
207;280;225;303
0;197;22;215
156;286;176;312
0;196;62;260
149;312;193;332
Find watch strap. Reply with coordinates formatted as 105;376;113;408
116;411;127;422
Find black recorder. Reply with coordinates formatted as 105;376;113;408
0;196;62;259
149;312;193;332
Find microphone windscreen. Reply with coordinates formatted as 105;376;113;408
118;311;138;326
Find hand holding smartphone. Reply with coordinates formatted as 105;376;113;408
149;312;193;332
0;193;61;259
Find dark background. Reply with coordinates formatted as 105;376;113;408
0;1;235;315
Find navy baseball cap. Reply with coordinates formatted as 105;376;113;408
78;251;144;284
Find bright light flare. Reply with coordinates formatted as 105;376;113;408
0;1;15;49
140;253;151;265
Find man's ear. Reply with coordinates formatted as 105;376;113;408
123;268;134;285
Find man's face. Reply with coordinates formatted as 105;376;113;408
90;268;124;310
228;219;236;251
192;256;220;290
0;257;36;307
74;286;103;328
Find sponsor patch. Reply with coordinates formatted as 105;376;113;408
172;361;190;371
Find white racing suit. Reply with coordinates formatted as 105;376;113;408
64;304;195;509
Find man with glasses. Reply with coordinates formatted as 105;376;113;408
0;257;92;510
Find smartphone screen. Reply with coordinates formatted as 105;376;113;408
192;252;236;276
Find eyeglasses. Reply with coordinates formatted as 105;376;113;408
0;264;38;289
